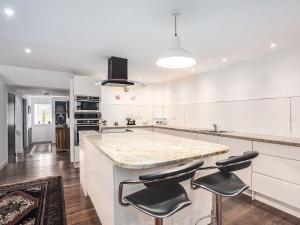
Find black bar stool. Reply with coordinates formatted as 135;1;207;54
119;159;204;225
191;151;259;225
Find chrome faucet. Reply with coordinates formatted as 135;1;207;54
213;123;218;133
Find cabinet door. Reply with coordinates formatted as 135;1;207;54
218;137;253;187
253;172;300;209
253;142;300;160
252;154;300;185
197;133;218;143
153;128;197;139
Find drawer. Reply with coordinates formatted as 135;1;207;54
252;154;300;185
171;130;197;139
253;172;300;209
253;142;300;160
218;137;252;187
197;134;218;143
153;128;197;139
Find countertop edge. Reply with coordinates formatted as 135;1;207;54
101;125;300;147
81;130;229;169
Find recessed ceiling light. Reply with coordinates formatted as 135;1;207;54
270;43;276;48
24;48;32;54
4;8;15;17
222;58;227;63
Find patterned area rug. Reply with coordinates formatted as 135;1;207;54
0;177;66;225
29;143;52;155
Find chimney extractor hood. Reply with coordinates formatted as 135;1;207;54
101;57;134;87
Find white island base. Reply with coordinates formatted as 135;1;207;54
80;130;228;225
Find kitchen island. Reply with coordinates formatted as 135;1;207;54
79;129;229;225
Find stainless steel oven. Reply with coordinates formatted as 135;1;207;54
74;96;101;145
75;96;100;112
74;119;101;145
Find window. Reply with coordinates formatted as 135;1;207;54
34;104;52;125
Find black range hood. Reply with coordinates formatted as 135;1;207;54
101;56;134;87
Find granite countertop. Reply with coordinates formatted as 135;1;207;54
154;125;300;147
81;129;229;169
101;125;300;147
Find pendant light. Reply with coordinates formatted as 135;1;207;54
157;13;196;69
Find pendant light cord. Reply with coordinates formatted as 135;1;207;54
174;15;177;36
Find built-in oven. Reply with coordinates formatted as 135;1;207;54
75;96;100;112
74;119;101;145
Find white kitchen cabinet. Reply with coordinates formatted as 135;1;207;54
252;141;300;217
140;127;153;132
253;172;300;217
218;137;253;187
197;133;218;143
79;146;87;196
253;141;300;160
252;154;300;185
153;128;197;140
291;97;300;137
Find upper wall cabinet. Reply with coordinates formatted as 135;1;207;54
292;97;300;137
73;76;101;97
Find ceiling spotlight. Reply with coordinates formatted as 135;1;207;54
222;58;227;63
270;43;276;48
24;48;32;54
4;8;15;17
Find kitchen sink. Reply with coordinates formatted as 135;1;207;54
198;129;228;134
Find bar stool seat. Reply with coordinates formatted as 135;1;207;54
119;159;204;225
193;172;248;196
124;184;191;218
191;151;259;225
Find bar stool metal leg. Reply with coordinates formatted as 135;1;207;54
155;218;163;225
214;194;222;225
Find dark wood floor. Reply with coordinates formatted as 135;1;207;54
0;146;299;225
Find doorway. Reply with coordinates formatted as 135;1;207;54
7;93;16;162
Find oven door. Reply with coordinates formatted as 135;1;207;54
75;100;99;111
75;125;100;145
74;112;101;119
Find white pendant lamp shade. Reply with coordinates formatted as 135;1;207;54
157;14;196;69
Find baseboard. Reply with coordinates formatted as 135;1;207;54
0;159;8;170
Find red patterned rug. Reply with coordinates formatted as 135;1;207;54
0;177;66;225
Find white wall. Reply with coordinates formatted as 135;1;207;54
157;47;300;137
0;75;8;169
101;85;154;126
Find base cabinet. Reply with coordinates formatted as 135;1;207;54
151;127;300;218
218;137;252;188
252;142;300;217
56;127;70;151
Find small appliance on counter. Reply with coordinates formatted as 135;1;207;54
154;118;167;125
126;118;136;126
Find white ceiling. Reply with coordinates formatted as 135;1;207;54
8;85;69;97
0;0;300;83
